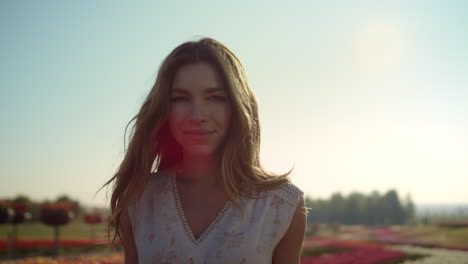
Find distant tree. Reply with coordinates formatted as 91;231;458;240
329;193;345;223
56;195;81;219
344;192;367;225
402;193;415;224
12;195;31;205
305;189;412;226
56;195;73;203
304;195;314;223
382;190;405;225
367;191;381;226
310;199;329;223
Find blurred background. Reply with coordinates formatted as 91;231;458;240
1;1;467;262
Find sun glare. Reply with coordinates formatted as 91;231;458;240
352;22;406;73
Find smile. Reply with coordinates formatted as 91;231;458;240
183;130;214;135
182;130;214;142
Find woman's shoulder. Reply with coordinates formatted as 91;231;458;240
268;181;304;208
132;169;174;206
135;169;174;198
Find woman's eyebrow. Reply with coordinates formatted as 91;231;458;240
171;88;189;94
204;87;225;93
171;87;225;94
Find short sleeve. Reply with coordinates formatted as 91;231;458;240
270;182;304;241
272;182;304;208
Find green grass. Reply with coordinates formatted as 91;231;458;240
398;225;468;247
377;253;429;264
0;220;111;240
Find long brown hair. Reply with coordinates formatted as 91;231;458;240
100;37;292;247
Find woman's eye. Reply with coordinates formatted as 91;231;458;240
209;95;227;102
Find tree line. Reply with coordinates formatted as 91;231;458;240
305;190;415;226
1;194;82;222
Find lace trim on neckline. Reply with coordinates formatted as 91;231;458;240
171;175;232;247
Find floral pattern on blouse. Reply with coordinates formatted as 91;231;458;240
151;247;177;264
129;172;304;264
222;230;245;249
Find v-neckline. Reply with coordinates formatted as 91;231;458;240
171;175;231;246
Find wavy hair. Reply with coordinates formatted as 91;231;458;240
100;37;292;247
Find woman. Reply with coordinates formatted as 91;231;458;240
102;37;307;263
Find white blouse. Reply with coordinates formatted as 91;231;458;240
128;171;304;264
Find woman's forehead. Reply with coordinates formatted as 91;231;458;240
172;87;225;95
171;62;225;92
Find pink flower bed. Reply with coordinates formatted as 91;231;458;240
0;253;124;264
0;239;114;250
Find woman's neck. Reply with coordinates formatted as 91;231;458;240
177;155;221;192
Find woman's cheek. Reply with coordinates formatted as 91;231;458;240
170;106;186;122
169;108;185;136
222;105;232;125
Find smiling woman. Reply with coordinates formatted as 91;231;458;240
169;62;232;159
100;37;306;264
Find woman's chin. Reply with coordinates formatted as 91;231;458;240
183;145;216;157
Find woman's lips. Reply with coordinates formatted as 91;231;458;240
183;130;214;142
183;130;213;135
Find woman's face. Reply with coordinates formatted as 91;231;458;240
169;61;232;157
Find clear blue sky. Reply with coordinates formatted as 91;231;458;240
1;1;467;208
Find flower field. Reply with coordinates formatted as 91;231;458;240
301;237;407;264
0;253;124;264
1;224;468;263
0;238;122;264
1;238;468;264
0;239;110;250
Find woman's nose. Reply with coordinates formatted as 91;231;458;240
189;101;208;122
